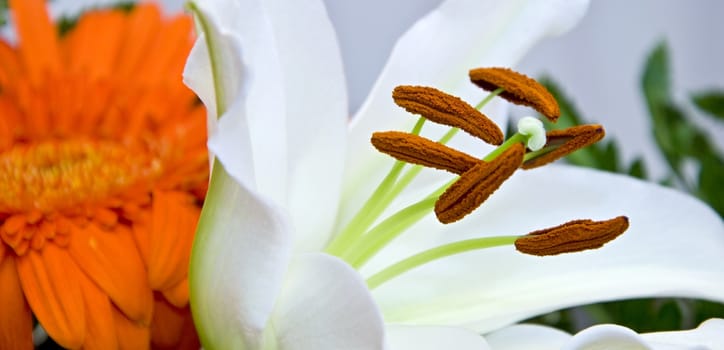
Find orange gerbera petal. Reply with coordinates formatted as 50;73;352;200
9;0;60;85
136;15;193;86
151;297;199;350
150;296;186;348
115;4;162;80
67;223;153;325
113;306;151;350
162;278;190;309
16;245;85;349
64;9;126;80
149;191;199;291
0;41;20;88
0;97;21;151
0;256;33;350
79;272;118;350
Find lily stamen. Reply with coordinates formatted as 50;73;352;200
393;85;504;145
515;216;630;256
469;67;560;121
366;216;630;289
371;131;479;175
522;124;605;169
435;143;525;224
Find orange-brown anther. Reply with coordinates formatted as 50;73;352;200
393;85;504;145
515;216;629;256
371;131;478;175
469;67;560;122
435;143;525;224
521;124;605;169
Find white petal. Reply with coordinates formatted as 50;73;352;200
369;165;724;332
485;324;571;350
564;324;654;350
183;1;257;189
270;253;385;350
561;319;724;350
190;165;292;349
642;319;724;349
387;325;491;350
257;0;348;252
186;0;289;204
187;0;348;251
338;0;589;229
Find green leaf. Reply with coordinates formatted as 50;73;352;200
600;141;620;172
627;158;647;179
698;154;724;216
540;76;584;129
642;41;672;111
0;0;7;27
584;299;684;332
692;90;724;120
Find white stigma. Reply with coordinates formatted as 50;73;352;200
517;116;546;151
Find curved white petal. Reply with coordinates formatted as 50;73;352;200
369;165;724;332
489;320;724;350
187;0;347;251
190;165;292;349
258;0;348;252
184;0;259;190
485;324;570;350
270;253;385;350
338;0;589;228
387;325;491;350
642;319;724;350
564;324;653;350
187;0;289;205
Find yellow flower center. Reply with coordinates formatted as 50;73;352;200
0;139;160;213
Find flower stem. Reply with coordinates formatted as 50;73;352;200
366;235;518;289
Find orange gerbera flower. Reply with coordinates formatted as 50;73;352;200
0;1;207;349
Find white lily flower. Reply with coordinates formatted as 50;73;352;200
183;0;724;349
485;319;724;349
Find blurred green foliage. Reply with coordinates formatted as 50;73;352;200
0;0;8;27
528;41;724;333
642;43;724;214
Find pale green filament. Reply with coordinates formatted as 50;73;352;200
523;144;556;162
483;133;527;161
345;194;441;268
475;87;504;110
326;118;427;255
366;235;519;289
